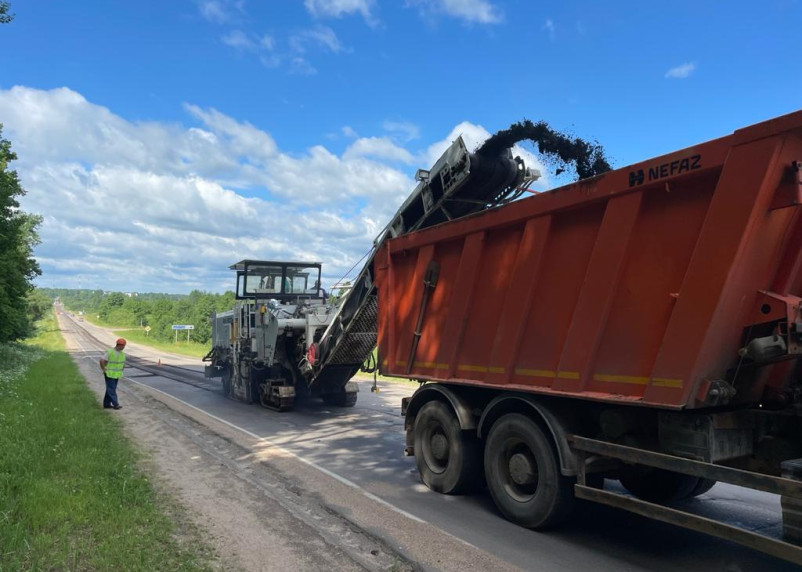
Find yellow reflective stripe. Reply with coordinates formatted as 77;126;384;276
416;361;449;369
557;371;579;379
593;374;650;385
592;374;683;388
457;364;487;373
389;358;685;389
510;369;579;380
455;365;507;374
514;368;556;378
395;359;448;369
651;378;683;388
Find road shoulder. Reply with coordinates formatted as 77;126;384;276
69;347;519;572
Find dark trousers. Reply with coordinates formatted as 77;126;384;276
103;375;120;407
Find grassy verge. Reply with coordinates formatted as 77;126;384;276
75;314;209;360
0;312;214;571
112;328;209;360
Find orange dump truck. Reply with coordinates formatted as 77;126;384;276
376;111;802;563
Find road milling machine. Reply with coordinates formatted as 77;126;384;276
204;132;552;410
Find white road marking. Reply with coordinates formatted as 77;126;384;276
79;352;484;551
122;374;428;524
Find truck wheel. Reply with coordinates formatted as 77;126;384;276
484;413;574;529
619;469;700;503
686;478;717;498
413;401;482;494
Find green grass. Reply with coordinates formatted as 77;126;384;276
0;312;214;571
75;314;209;359
25;310;67;353
111;328;209;359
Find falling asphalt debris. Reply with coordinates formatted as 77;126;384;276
477;119;612;180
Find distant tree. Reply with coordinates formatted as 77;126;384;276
26;289;52;322
98;291;126;320
123;296;148;326
45;287;236;345
0;2;13;24
0;125;42;341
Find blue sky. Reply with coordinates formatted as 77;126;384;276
0;0;800;293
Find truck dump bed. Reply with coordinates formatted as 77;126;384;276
376;111;802;410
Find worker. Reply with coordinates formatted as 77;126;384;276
100;338;127;410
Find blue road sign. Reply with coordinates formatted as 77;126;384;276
171;325;195;330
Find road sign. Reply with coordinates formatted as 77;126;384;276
172;324;194;344
145;326;151;332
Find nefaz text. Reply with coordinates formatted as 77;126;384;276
629;154;701;187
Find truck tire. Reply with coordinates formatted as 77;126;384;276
413;401;482;494
619;469;700;504
484;413;574;529
686;478;717;498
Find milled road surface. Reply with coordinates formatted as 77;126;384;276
60;312;798;571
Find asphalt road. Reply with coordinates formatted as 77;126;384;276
65;313;797;571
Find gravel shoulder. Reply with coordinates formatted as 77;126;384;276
62;318;519;572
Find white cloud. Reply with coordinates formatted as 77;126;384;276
543;18;555;40
0;86;415;292
283;27;349;73
304;0;377;25
222;26;345;72
260;35;275;51
221;30;277;67
407;0;503;24
199;1;228;23
342;126;359;138
198;0;244;24
343;137;416;163
184;104;279;160
0;86;552;293
289;26;348;54
289;56;318;75
424;121;490;164
665;62;696;79
221;29;253;50
383;120;420;142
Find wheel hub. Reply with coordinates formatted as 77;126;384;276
431;433;449;462
509;452;536;486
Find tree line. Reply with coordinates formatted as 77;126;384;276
47;288;236;345
1;125;43;342
0;3;46;343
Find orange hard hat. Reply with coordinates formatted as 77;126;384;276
115;338;127;347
